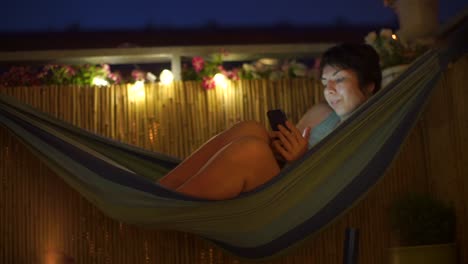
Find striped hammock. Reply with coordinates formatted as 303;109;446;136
0;35;464;259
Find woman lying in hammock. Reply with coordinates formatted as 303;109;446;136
158;43;382;200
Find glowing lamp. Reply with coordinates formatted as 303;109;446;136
92;77;109;86
391;34;397;40
146;72;157;82
213;73;228;89
159;69;174;85
128;80;146;101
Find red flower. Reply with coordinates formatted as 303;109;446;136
64;66;76;76
217;65;227;75
227;68;240;81
192;57;205;73
131;69;145;81
108;72;122;84
101;64;110;74
202;76;215;90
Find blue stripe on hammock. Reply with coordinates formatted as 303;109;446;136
0;106;200;201
0;100;181;169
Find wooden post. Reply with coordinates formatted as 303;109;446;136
171;54;182;81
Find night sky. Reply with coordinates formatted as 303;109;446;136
2;0;467;32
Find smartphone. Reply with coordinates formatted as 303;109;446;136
267;109;287;131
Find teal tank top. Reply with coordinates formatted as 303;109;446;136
308;111;340;148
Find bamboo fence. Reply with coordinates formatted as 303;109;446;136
0;56;467;263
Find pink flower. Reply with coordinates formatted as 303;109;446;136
64;66;76;76
108;72;122;84
217;65;241;80
192;57;205;73
44;64;58;71
217;65;228;75
101;64;110;74
37;71;47;79
0;66;40;86
131;69;145;81
227;68;240;81
202;76;215;90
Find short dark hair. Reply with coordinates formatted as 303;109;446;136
319;43;382;94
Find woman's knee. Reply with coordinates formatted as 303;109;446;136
230;121;269;143
228;136;276;163
177;137;279;199
227;136;280;190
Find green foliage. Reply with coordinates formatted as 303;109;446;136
390;193;456;246
239;59;310;80
181;52;312;90
182;54;225;82
41;64;110;85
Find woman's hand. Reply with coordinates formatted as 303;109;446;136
270;121;311;162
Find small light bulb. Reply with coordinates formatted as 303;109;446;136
129;80;146;101
391;34;397;40
146;72;157;82
159;69;174;85
213;73;228;89
92;77;109;86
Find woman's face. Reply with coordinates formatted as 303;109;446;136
321;65;374;119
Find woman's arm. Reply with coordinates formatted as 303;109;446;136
269;103;334;163
296;102;334;132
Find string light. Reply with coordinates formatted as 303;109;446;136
92;77;109;86
146;72;157;83
128;80;146;101
213;73;228;89
159;69;174;85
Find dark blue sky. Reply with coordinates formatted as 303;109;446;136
2;0;467;32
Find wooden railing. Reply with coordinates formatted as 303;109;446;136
0;78;323;159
